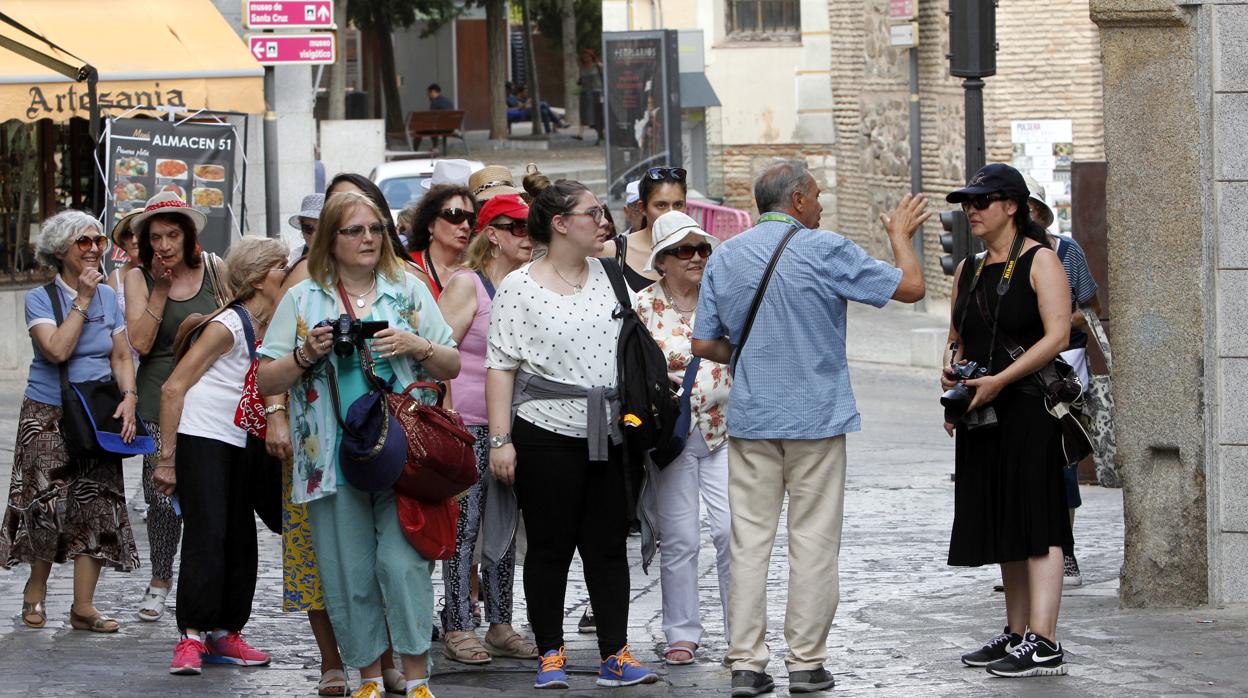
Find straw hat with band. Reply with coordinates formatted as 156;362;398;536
469;165;522;201
111;209;143;249
475;194;529;234
129;191;207;237
644;211;719;273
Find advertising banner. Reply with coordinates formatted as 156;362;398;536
1011;119;1074;232
603;31;682;201
105;118;237;256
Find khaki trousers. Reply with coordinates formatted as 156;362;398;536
726;435;847;672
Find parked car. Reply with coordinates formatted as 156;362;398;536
370;158;484;222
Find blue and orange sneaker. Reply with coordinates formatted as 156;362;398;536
598;645;659;687
535;647;569;689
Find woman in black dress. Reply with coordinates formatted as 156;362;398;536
941;164;1074;678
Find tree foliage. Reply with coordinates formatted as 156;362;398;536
531;0;601;54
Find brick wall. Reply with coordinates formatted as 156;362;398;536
719;144;838;230
829;0;1105;298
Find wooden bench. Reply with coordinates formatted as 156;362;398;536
405;110;468;155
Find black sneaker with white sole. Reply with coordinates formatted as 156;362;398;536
961;627;1023;667
789;667;835;693
731;670;775;697
985;632;1068;677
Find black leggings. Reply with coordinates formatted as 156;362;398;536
174;433;258;634
513;418;631;660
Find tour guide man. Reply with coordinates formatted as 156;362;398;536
692;160;931;697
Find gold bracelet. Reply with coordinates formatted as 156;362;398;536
264;403;288;415
416;338;436;362
145;307;163;323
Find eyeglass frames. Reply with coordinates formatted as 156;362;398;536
645;167;686;182
662;243;713;260
74;235;109;252
562;206;607;224
337;222;387;238
299;223;317;236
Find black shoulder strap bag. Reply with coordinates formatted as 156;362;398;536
730;224;801;378
43;282;155;459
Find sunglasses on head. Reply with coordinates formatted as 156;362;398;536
74;235;109;252
337;222;387;238
662;243;713;260
489;219;528;237
438;208;476;227
960;193;1007;212
645;167;686;182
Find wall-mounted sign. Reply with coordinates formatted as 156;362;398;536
243;0;334;29
247;33;337;66
890;22;919;47
1011;119;1075;233
889;0;917;21
105;118;238;255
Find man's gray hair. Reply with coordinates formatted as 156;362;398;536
753;161;812;214
34;210;103;268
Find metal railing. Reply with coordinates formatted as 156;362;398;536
685;200;752;241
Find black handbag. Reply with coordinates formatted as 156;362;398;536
43;282;155;459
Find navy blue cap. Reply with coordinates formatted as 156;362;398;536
339;388;406;493
946;163;1030;203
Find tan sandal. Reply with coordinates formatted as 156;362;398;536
318;669;348;696
484;629;539;659
21;583;46;629
69;607;119;633
443;630;492;665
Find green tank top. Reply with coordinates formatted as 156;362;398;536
136;267;219;423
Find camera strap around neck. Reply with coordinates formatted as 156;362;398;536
335;279;385;389
951;232;1025;371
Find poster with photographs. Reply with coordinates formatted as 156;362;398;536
603;31;682;201
105;117;236;256
1010;119;1073;233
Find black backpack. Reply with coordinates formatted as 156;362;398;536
601;259;679;462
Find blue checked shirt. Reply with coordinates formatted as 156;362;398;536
693;213;902;440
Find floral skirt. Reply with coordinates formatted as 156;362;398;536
282;455;325;612
0;398;140;571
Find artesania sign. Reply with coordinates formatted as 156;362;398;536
247;33;337;66
243;1;334;29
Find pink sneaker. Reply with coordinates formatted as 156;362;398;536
204;632;271;666
170;637;207;675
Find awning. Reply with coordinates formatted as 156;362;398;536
680;73;720;109
0;0;265;124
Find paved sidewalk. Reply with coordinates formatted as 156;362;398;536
0;306;1245;696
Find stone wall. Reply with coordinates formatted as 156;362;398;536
829;0;1105;299
719;144;838;231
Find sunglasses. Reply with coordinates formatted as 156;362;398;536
74;235;109;252
490;220;528;237
662;243;713;260
646;167;686;182
120;230;135;242
563;206;606;224
960;194;1007;212
299;223;317;236
438;208;476;227
337;222;387;238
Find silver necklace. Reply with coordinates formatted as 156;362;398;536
662;279;697;316
342;276;377;308
548;259;587;292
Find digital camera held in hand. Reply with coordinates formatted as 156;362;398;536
941;360;988;424
315;314;389;357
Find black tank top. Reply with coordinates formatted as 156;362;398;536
953;245;1045;375
615;233;655;292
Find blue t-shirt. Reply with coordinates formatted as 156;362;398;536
693;213;902;440
25;278;125;407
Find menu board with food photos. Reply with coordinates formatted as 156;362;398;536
105;117;237;255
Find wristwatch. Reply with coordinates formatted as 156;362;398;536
489;433;512;449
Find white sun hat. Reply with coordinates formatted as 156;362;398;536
644;211;719;273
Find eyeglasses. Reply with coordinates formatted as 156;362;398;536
74;235;109;251
662;243;713;260
645;167;686;182
337;222;386;238
563;206;606;224
490;220;528;237
960;194;1006;212
299;223;317;236
438;208;476;228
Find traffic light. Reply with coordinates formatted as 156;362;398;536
940;209;971;275
947;0;997;78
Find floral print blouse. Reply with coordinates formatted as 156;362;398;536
635;282;731;451
258;271;455;504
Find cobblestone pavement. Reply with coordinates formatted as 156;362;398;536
1;305;1246;696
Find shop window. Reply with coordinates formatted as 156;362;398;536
726;0;801;42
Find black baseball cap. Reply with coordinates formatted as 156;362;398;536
946;163;1030;203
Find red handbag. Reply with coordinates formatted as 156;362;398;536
395;492;458;560
389;381;479;502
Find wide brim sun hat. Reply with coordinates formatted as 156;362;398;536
110;209;143;249
128;191;208;237
644;211;719;273
469;165;522;201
